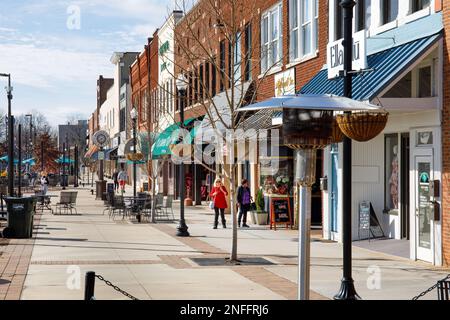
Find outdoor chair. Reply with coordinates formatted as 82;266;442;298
156;195;174;221
103;192;114;215
110;196;127;220
438;280;450;300
55;191;72;215
69;191;78;214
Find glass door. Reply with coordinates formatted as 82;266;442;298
330;144;339;233
415;155;433;262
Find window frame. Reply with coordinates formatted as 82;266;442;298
261;2;283;74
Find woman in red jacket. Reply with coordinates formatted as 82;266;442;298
210;178;228;229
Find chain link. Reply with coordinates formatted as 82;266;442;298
412;274;450;300
95;275;139;300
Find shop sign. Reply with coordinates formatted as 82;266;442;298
274;69;295;97
327;30;367;79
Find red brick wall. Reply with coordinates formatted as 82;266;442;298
255;0;328;101
442;2;450;266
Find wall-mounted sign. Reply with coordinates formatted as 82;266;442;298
93;130;110;148
159;41;170;56
275;69;295;97
327;30;367;79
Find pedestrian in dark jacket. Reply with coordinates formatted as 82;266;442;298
112;170;119;192
237;179;252;228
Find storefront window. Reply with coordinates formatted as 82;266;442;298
385;134;399;212
259;156;293;195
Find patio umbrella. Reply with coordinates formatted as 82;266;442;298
0;155;19;164
22;158;36;166
236;94;381;112
55;157;75;164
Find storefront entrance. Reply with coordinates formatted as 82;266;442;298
414;153;434;262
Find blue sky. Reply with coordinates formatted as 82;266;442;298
0;0;175;126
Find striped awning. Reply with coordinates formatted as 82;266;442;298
300;33;442;101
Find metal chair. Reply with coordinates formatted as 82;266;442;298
156;195;174;221
438;280;450;300
111;196;127;220
69;191;78;214
55;191;72;215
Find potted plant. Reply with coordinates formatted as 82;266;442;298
255;188;268;225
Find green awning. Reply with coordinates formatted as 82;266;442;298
151;118;198;159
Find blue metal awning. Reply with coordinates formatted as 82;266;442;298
300;33;442;101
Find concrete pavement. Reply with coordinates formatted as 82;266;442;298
2;184;448;300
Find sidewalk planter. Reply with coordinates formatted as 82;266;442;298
255;212;268;225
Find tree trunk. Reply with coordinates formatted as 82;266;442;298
229;174;238;262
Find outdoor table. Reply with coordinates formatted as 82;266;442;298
34;194;58;213
120;195;150;222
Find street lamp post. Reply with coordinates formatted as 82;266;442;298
130;107;140;222
334;0;361;300
74;145;79;187
25;114;33;158
62;141;66;190
1;73;14;196
176;74;189;237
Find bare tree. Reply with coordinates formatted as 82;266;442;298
158;0;285;262
131;89;176;223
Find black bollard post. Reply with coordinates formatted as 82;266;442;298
84;271;96;300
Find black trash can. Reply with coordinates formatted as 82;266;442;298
3;197;37;238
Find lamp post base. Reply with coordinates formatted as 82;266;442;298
176;221;190;237
334;278;361;300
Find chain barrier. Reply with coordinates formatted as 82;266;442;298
95;274;139;300
412;274;450;300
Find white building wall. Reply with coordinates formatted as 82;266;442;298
158;11;183;131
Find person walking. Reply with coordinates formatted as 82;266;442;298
112;170;119;192
237;179;252;228
40;172;49;195
210;178;228;229
117;167;127;194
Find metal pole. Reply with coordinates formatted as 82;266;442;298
74;145;79;187
84;271;96;301
41;139;44;172
133;119;137;198
177;89;189;237
62;142;66;190
7;75;14;196
18;124;22;197
29;115;32;160
298;184;311;300
334;0;360;300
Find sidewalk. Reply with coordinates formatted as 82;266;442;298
1;185;448;300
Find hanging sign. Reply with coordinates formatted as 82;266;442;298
327;30;367;79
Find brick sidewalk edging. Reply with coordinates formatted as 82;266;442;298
0;213;42;300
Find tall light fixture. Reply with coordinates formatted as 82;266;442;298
334;0;361;300
176;73;189;237
130;107;140;222
0;73;14;196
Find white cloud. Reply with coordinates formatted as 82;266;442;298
0;43;111;88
